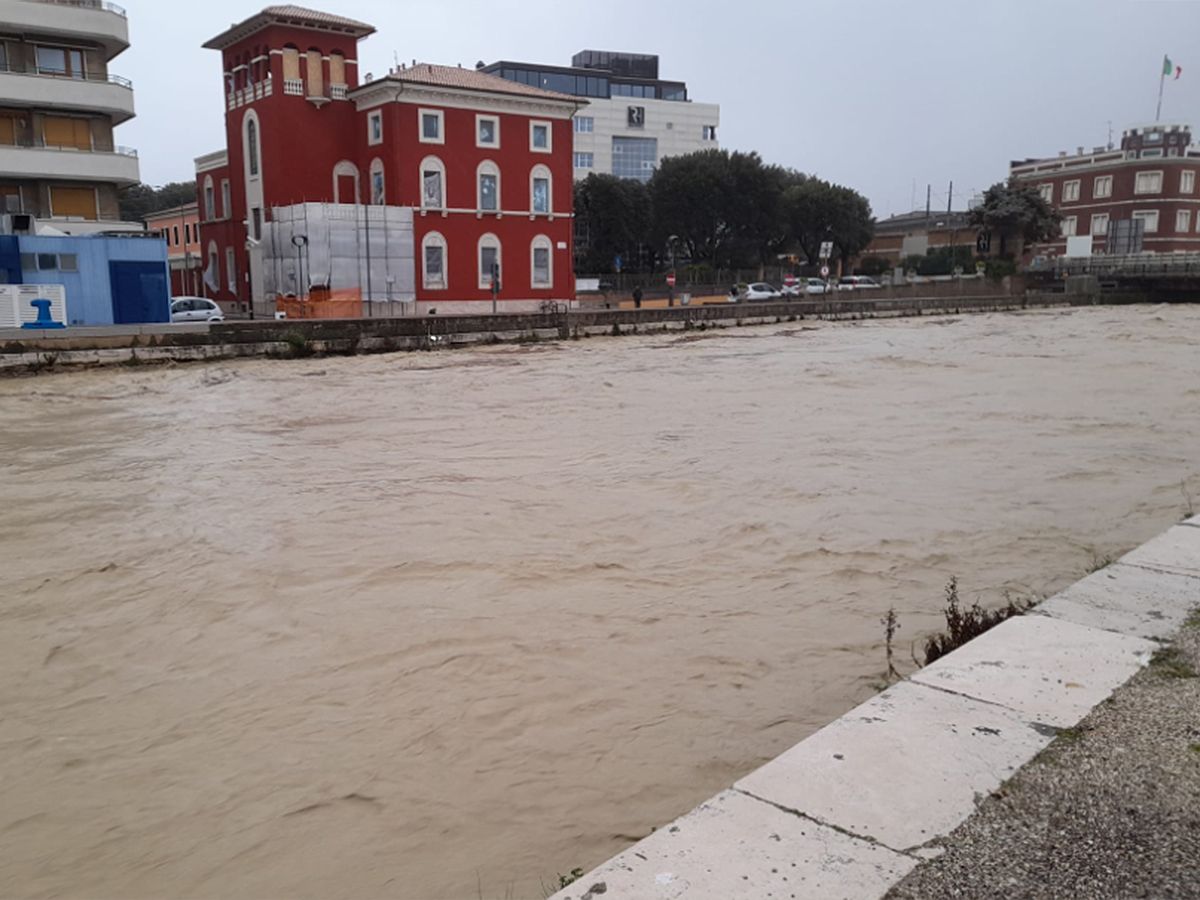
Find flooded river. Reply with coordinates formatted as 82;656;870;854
2;305;1199;899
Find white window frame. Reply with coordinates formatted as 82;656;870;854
1061;215;1077;237
331;160;359;204
1181;170;1195;194
478;232;501;289
419;155;445;210
421;231;447;290
530;164;552;215
530;234;553;288
369;158;385;206
367;109;383;146
530;119;552;153
1061;180;1080;202
1038;183;1053;203
573;116;594;134
477;160;500;212
1092;175;1113;199
702;124;717;141
419;108;444;145
573;152;594;169
1134;170;1163;195
1090;213;1109;236
476;114;500;149
1176;209;1191;233
225;246;236;292
1132;209;1160;233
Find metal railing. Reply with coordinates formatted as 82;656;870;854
30;0;127;16
0;63;132;89
1;137;137;156
1047;252;1200;277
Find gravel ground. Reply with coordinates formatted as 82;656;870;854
887;612;1200;900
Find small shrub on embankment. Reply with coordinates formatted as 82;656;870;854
923;577;1034;665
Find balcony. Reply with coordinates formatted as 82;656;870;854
0;67;135;123
0;142;140;186
2;0;130;61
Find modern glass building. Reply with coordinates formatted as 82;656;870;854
480;51;719;183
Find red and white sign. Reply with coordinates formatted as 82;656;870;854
819;265;830;278
784;275;798;285
666;273;676;287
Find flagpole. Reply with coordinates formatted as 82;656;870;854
1157;55;1167;121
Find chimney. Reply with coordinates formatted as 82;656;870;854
1077;146;1084;155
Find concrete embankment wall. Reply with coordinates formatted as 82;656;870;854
0;292;1097;372
549;520;1200;900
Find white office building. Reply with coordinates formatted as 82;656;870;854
482;51;720;182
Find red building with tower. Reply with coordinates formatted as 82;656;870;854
195;5;582;316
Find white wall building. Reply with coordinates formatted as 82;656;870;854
482;51;719;182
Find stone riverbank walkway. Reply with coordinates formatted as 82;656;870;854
552;519;1200;900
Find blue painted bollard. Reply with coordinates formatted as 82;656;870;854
21;298;66;330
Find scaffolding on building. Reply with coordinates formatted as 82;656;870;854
263;202;415;316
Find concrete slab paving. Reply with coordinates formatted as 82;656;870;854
734;681;1051;852
1117;524;1200;578
549;789;917;900
909;616;1156;727
1034;562;1200;641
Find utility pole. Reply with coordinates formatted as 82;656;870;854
925;184;931;226
947;180;955;274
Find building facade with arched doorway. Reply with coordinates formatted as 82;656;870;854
195;5;581;316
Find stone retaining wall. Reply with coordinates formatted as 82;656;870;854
0;293;1087;372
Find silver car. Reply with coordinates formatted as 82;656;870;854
170;297;225;323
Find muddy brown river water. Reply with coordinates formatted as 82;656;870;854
2;305;1199;899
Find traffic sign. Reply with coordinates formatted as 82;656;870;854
976;231;991;253
819;265;830;278
784;275;798;285
666;272;676;287
819;241;834;260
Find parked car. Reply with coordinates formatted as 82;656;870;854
806;278;832;295
837;276;882;292
170;297;224;323
741;282;781;301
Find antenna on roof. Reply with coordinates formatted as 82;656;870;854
393;50;399;68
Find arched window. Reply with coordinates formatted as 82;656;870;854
305;48;324;98
203;175;215;220
332;160;359;204
243;110;260;178
477;160;500;212
369;158;385;205
530;164;552;215
281;45;301;93
206;241;220;294
329;51;346;89
419;155;445;210
530;234;553;288
422;231;447;290
478;232;501;290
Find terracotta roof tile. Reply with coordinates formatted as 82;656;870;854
380;63;579;102
261;5;374;31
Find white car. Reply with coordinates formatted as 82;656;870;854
170;297;225;323
805;278;832;295
837;276;882;292
741;282;781;301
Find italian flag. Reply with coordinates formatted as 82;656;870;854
1164;55;1182;79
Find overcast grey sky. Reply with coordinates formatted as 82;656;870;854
118;0;1200;218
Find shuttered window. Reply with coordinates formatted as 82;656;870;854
305;50;323;97
43;116;91;150
0;115;15;145
329;52;346;86
49;186;98;219
281;47;301;81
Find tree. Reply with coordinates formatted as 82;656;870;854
968;180;1060;257
648;149;786;270
782;177;874;267
573;174;651;273
118;181;197;223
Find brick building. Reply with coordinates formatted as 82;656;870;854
862;210;974;265
196;5;582;316
1010;123;1200;257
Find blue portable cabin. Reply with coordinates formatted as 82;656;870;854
1;233;170;326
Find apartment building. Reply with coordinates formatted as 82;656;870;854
0;0;141;233
1010;123;1200;256
144;202;202;296
481;52;720;182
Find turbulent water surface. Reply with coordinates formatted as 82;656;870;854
2;306;1199;899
